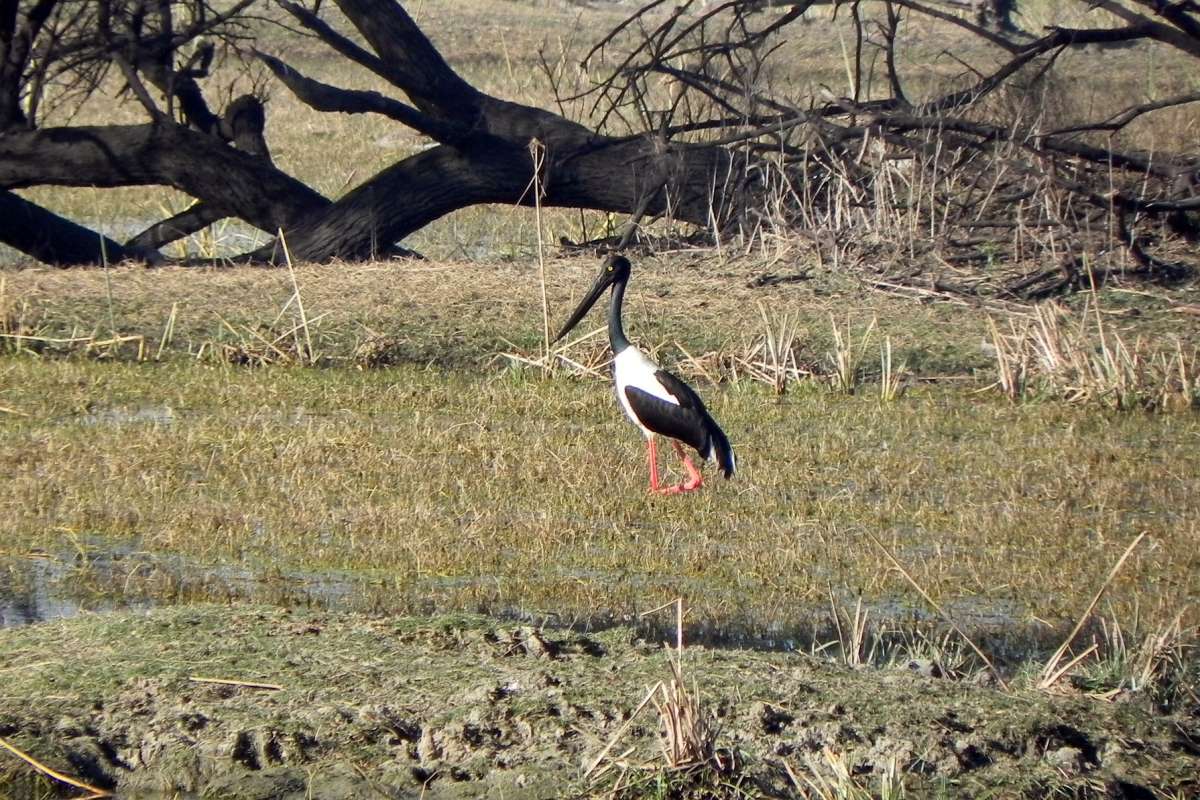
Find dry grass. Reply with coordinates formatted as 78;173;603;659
785;748;907;800
1038;533;1147;690
988;297;1200;410
587;599;733;798
1;259;1198;673
1075;610;1197;708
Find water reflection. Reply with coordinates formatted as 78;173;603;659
0;539;1053;663
0;543;360;629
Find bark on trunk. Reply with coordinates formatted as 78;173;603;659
250;0;739;263
0;190;151;266
0;123;328;232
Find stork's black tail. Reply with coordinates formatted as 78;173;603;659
706;423;736;479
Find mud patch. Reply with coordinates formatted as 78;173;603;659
0;605;1196;798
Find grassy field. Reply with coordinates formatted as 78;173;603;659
2;3;1200;795
2;259;1198;674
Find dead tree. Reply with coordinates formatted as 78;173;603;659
581;0;1198;296
245;0;755;263
0;0;750;266
1;0;1197;292
0;0;329;265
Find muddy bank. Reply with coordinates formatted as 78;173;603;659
0;605;1196;798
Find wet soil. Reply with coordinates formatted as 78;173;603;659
0;605;1196;798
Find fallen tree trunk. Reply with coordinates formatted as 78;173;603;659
0;123;327;233
0;190;152;267
247;0;743;263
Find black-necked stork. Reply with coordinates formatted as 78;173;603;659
552;255;735;495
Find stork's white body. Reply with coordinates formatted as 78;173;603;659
613;345;675;437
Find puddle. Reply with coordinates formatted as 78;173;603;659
0;543;362;629
0;543;155;627
80;405;176;426
1;540;1049;661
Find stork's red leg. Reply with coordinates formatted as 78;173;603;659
647;436;660;493
672;441;704;492
649;436;689;495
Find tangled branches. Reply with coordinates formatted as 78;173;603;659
568;0;1200;298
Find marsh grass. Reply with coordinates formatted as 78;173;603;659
988;297;1200;410
1072;610;1196;710
786;748;907;800
2;353;1198;659
1;260;1198;657
828;315;876;395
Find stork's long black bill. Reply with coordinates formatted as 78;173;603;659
551;268;615;343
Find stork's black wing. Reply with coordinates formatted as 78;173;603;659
624;370;736;478
653;369;709;413
624;383;710;454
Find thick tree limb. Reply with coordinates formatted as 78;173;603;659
1129;0;1200;42
333;0;480;117
249;130;731;263
127;202;227;250
253;0;737;262
1085;0;1200;57
256;50;463;144
0;122;328;231
277;0;411;92
0;189;159;266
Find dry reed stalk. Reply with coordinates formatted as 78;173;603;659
674;341;717;386
867;532;1007;688
757;301;800;395
829;314;875;394
188;676;283;691
0;735;112;798
987;315;1024;401
1040;643;1099;689
0;333;93;346
582;682;662;779
587;597;722;786
155;301;178;361
1038;532;1148;690
653;659;713;768
87;334;146;360
1128;610;1191;694
828;590;869;668
879;336;906;402
279;230;315;365
529;139;553;371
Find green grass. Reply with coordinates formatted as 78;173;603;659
2;339;1197;646
2;260;1198;657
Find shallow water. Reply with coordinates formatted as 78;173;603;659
80;404;176;426
0;542;359;629
0;538;1051;664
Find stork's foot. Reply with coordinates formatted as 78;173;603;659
646;439;706;494
649;476;703;495
673;441;704;492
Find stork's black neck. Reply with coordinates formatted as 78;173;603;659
608;275;630;352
